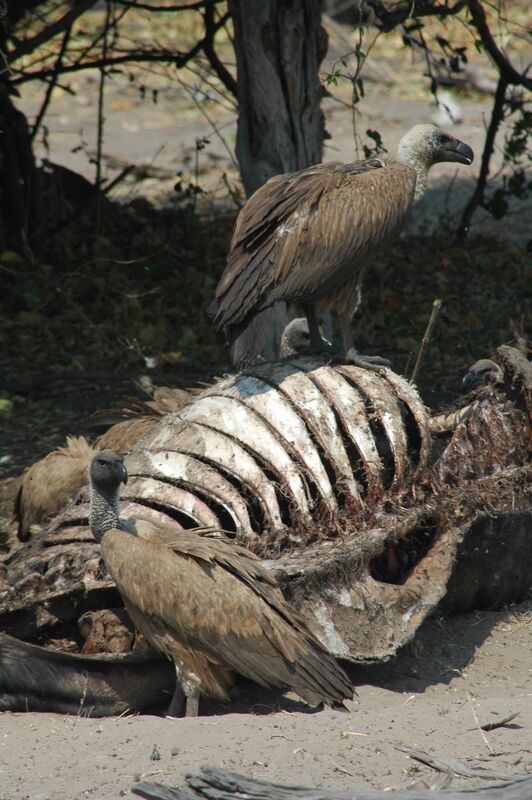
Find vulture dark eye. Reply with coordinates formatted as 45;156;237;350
97;459;107;466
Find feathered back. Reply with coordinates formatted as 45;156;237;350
214;158;416;330
14;436;96;541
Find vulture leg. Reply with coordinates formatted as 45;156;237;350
339;317;355;354
184;688;200;718
166;671;185;718
343;348;392;371
339;317;392;372
303;304;333;355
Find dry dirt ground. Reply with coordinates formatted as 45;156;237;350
1;601;531;800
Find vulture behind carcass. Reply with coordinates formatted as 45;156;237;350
12;390;194;542
211;124;474;368
462;358;503;391
14;436;96;542
89;450;353;717
278;317;331;359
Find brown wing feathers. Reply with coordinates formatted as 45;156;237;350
103;526;352;706
214;159;415;331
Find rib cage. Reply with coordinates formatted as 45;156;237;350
119;357;430;549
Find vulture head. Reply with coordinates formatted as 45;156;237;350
462;358;503;391
397;124;474;200
398;124;474;168
90;449;128;491
279;317;331;359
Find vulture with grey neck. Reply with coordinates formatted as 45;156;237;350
211;124;474;366
89;450;353;717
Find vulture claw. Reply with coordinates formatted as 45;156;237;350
341;348;393;372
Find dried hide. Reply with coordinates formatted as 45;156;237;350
0;347;530;682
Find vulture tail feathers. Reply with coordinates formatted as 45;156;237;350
210;626;352;707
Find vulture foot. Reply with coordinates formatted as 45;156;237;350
185;689;200;718
341;348;392;372
166;677;185;717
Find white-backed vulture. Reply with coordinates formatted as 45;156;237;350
14;436;96;541
13;419;159;542
462;359;503;391
211;124;474;366
13;395;190;542
89;450;353;717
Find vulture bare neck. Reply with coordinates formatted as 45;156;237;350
89;484;135;542
213;157;417;332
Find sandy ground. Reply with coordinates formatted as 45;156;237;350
1;601;530;800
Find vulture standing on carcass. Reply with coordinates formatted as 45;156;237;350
211;124;474;367
89;450;353;717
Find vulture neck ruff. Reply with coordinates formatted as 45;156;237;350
89;482;122;543
396;152;429;202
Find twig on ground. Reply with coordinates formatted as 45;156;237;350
397;746;509;780
410;298;442;384
467;691;494;754
480;713;520;732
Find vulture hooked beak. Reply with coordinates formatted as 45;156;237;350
436;136;474;166
115;461;128;485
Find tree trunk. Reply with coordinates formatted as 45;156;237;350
228;0;328;196
227;0;328;365
0;88;41;255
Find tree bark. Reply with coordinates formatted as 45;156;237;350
228;0;328;196
227;0;328;364
0;89;41;255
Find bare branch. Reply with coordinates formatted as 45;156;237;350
31;23;72;142
6;0;99;65
365;0;468;31
466;0;532;90
12;10;231;86
457;74;509;239
202;5;237;97
113;0;223;11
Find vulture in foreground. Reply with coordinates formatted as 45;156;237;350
89;450;353;717
211;124;474;366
